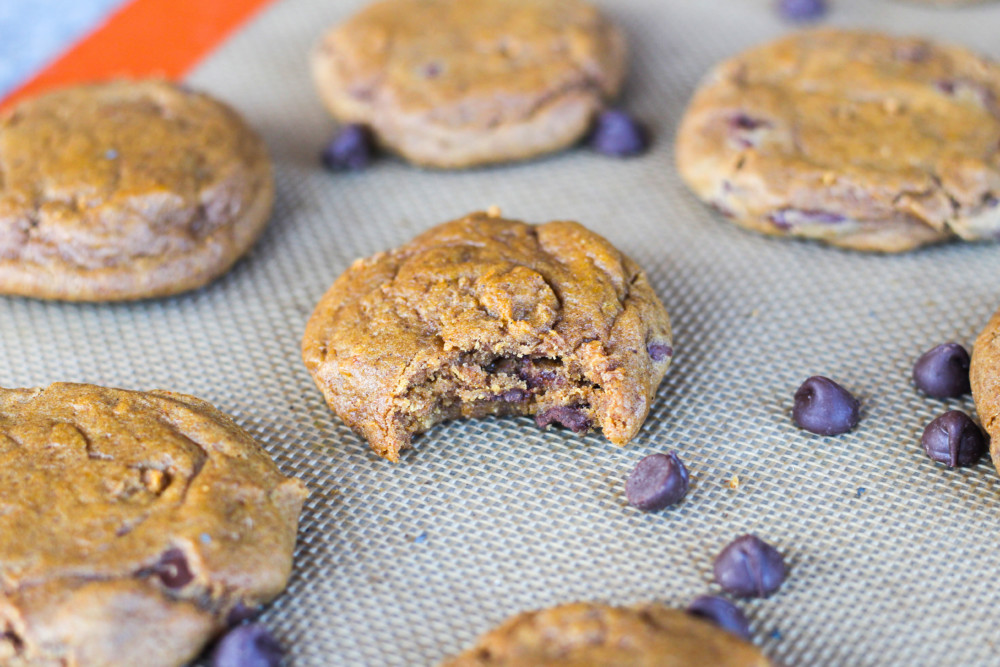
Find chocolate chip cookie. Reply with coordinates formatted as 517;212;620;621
302;211;672;462
311;0;626;168
0;80;274;300
676;29;1000;252
440;602;771;666
970;308;1000;472
0;383;307;667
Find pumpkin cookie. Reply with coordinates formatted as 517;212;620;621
311;0;626;168
441;602;771;666
0;80;273;300
0;383;307;667
970;307;1000;473
676;29;1000;252
302;211;672;462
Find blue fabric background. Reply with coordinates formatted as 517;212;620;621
0;0;129;98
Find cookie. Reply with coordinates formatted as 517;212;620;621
440;602;771;666
310;0;626;168
0;80;274;300
0;383;307;667
675;29;1000;252
970;308;1000;473
302;210;672;462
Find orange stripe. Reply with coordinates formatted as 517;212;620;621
1;0;277;110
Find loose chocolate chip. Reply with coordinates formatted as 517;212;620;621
534;406;591;433
212;623;283;667
912;343;971;399
590;109;648;157
320;124;375;171
921;411;986;468
625;452;690;511
777;0;827;21
793;376;860;436
647;342;673;362
686;595;752;640
227;601;261;626
713;534;787;599
154;548;194;589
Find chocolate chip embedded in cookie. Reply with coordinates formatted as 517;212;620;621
302;211;672;462
440;602;771;666
676;29;1000;252
0;80;274;300
311;0;626;168
0;383;307;667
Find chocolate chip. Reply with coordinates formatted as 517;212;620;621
320;124;375;171
422;61;443;78
769;209;846;229
154;548;194;589
912;343;971;399
590;109;648;157
534;406;591;433
646;342;673;362
517;359;563;390
713;534;787;599
936;80;956;95
227;601;261;626
625;452;690;511
921;411;986;468
793;376;860;436
212;623;283;667
686;595;752;640
730;114;769;131
777;0;827;21
494;389;530;403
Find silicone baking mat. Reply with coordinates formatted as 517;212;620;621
4;1;1000;665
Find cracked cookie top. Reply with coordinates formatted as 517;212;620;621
311;0;625;167
441;602;771;666
0;383;306;666
0;80;273;300
302;211;672;461
676;29;1000;252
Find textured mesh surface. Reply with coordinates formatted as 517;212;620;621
4;0;1000;665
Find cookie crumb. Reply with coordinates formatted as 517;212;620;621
142;468;169;494
727;474;740;490
486;205;502;218
882;98;901;115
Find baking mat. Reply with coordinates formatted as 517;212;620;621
5;0;1000;664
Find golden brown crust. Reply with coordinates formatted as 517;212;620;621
0;383;308;666
676;29;1000;252
311;0;625;168
440;602;771;666
971;308;1000;472
302;211;672;462
0;80;274;300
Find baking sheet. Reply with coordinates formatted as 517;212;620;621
5;0;1000;664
